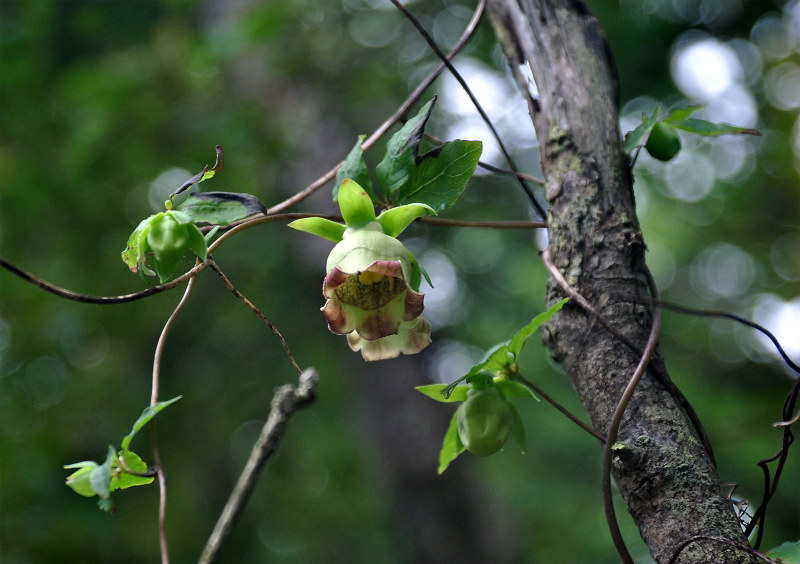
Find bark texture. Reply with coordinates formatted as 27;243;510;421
487;1;754;563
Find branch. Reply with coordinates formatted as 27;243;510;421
198;368;320;564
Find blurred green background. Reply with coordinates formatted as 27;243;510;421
1;1;798;562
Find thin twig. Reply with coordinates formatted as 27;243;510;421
390;0;547;220
150;273;199;564
515;374;606;443
600;268;662;564
667;535;779;564
198;368;319;564
208;260;302;375
264;0;486;216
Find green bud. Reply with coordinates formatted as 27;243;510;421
65;462;99;497
645;121;681;161
456;387;513;456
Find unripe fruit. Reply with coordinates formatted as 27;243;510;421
457;387;513;456
645;122;681;161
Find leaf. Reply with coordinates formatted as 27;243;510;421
467;344;511;379
121;396;182;453
508;403;526;452
376;98;436;199
90;447;115;501
766;540;800;563
508;298;569;356
112;450;154;491
622;107;663;154
495;380;538;400
335;135;378;203
415;384;470;403
404;140;482;212
438;410;466;474
668;118;760;137
376;203;435;238
176;191;267;226
172;145;225;197
287;217;346;242
662;105;701;122
337;179;376;226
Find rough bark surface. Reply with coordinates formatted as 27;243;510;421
487;1;755;563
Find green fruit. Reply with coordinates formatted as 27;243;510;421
645;122;681;161
456;387;513;456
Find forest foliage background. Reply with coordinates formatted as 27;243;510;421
1;0;798;562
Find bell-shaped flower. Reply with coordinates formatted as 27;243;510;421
346;317;431;361
288;179;435;360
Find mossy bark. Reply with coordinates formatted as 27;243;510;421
487;1;755;562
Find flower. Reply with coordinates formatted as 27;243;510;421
347;317;432;361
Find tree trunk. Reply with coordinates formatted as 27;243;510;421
486;1;754;563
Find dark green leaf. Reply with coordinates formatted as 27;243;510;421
662;105;701;122
404;140;482;212
335;135;378;203
438;410;465;474
376;98;435;199
176;191;267;226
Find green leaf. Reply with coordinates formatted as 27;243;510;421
662;105;701;122
495;380;538;400
176;192;267;226
508;403;526;452
112;450;154;491
121;396;182;453
287;217;346;242
376;98;435;199
467;344;511;379
337;179;376;226
90;447;115;501
438;410;466;474
623;107;662;154
508;298;569;356
415;384;470;403
376;203;435;237
404;140;482;212
172;145;225;197
335;135;378;203
766;540;800;563
668;118;760;137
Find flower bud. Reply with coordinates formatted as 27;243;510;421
457;387;513;456
645;122;681;161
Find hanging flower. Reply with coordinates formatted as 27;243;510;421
288;179;435;361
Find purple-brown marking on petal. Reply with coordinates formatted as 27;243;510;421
322;267;351;298
403;288;425;321
321;298;355;335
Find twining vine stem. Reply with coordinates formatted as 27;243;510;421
151;272;199;564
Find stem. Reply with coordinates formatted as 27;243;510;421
198;368;319;564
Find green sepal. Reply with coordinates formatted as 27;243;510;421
508;402;526;452
64;462;100;497
376;203;435;237
204;225;220;244
415;384;470;403
495;380;539;400
338;179;377;227
508;298;569;356
121;396;182;454
376;98;435;199
287;217;346;242
90;447;115;504
121;215;156;274
335;135;378;203
403;140;482;212
438;410;466;474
